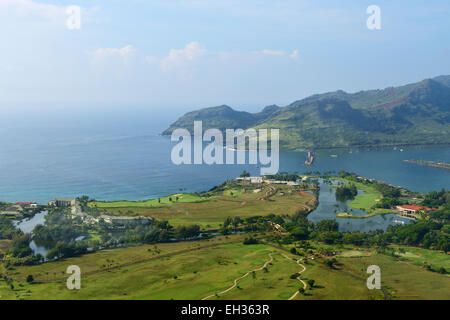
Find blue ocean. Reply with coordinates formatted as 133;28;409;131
0;108;449;204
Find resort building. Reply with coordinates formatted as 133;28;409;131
266;180;298;186
236;176;263;184
100;215;151;225
15;202;37;208
49;198;77;207
396;204;432;217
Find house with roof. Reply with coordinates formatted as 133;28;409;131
396;204;432;218
0;205;24;217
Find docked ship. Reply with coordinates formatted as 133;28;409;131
304;151;315;166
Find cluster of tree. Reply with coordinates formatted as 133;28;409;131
33;210;87;244
268;206;449;253
304;171;322;176
243;237;258;245
0;216;22;239
335;184;358;201
0;219;43;265
374;183;401;198
239;170;251;178
374;197;402;209
242;215;278;232
338;171;405;210
46;242;88;260
421;189;449;208
101;222;174;246
6;234;33;258
430;204;450;222
382;219;449;252
2;233;42;266
207;181;229;194
223;216;242;231
221;214;289;235
173;225;201;240
265;172;299;182
77;195;105;217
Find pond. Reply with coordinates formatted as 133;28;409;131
307;179;412;232
14;210;50;257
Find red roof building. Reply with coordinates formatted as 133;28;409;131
396;204;432;215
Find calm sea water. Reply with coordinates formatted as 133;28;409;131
1;110;449;235
0;110;448;204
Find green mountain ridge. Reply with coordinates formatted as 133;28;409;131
163;75;450;149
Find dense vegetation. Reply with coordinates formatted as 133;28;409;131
337;171;405;210
421;189;450;208
163;76;450;149
0;216;21;240
260;206;450;255
30;208;203;261
335;184;358;202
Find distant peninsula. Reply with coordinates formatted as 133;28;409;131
403;160;450;171
163;75;450;150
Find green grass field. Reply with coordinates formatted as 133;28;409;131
0;235;375;300
1;234;447;300
393;246;450;271
333;178;397;219
336;178;382;211
339;252;450;300
88;182;316;228
91;193;208;208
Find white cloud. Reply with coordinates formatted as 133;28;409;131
146;41;207;71
290;49;299;60
260;49;285;56
161;41;207;71
91;45;136;63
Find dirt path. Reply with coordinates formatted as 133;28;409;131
276;200;312;212
264;242;390;300
282;254;307;300
202;253;274;300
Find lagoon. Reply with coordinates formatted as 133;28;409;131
308;180;411;232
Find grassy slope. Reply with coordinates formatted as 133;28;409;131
89;183;316;228
271;241;450;300
165;78;450;149
91;193;208;208
1;235;447;300
340;253;450;300
0;236;376;300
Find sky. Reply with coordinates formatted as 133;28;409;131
1;0;450;115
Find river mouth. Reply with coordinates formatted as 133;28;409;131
307;179;411;232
